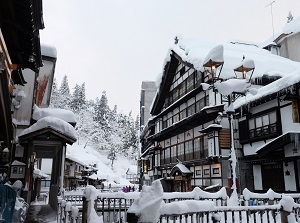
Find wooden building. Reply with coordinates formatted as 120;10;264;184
140;37;300;192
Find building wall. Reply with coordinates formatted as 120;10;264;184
279;33;300;62
140;81;157;127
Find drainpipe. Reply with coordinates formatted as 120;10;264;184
60;145;66;194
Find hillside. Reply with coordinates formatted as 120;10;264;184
66;141;138;188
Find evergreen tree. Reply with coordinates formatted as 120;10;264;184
58;75;71;109
49;78;60;108
70;84;81;112
287;11;294;23
93;91;110;128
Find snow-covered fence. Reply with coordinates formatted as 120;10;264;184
242;188;300;206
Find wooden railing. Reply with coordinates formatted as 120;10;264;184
59;187;300;223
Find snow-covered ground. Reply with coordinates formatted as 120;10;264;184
66;141;138;188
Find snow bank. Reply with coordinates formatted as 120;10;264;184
160;200;214;215
83;186;103;223
32;105;77;123
128;180;164;223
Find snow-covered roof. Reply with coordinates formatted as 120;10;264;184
18;116;78;140
233;69;300;109
11;160;26;166
41;43;57;58
172;163;192;174
282;16;300;36
32;105;77;124
169;37;300;81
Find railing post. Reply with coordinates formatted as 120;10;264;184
127;212;139;223
82;196;88;223
280;209;289;223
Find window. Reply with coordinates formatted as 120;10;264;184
13;167;17;174
187;104;195;117
180;109;187;120
196;170;201;176
249;111;277;139
204;169;210;175
213;168;220;174
19;167;23;175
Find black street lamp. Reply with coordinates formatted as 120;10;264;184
203;47;255;204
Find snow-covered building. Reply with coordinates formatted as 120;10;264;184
234;71;300;193
0;0;44;176
140;35;300;193
263;16;300;63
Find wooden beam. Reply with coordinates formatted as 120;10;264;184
0;29;19;82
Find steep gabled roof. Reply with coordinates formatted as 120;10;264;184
18;126;76;145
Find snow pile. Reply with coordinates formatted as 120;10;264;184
128;180;164;223
83;186;103;223
243;188;281;201
162;186;227;200
160;200;214;215
18;116;77;140
279;195;295;212
32;104;77;123
233;58;255;71
214;79;248;95
203;45;224;66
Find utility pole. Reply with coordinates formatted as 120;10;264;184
266;1;276;40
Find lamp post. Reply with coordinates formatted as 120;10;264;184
203;49;255;204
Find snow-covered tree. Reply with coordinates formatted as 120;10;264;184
58;75;71;109
49;78;60;108
287;11;294;23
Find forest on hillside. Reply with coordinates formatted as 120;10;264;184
49;75;140;164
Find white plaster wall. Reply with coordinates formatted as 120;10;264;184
253;165;263;190
281;105;300;133
283;161;297;191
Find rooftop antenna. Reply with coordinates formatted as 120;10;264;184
265;1;275;40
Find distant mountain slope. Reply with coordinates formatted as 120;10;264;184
66;141;138;187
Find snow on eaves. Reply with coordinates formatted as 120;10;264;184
41;43;57;58
282;16;300;35
32;105;77;124
172;37;300;80
233;69;300;109
18;116;78;140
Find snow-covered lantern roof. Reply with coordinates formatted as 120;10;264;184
233;58;255;81
202;45;224;81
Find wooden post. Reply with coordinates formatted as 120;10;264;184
280;209;289;223
127;212;139;223
82;196;88;223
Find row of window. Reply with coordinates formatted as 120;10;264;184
239;110;278;142
165;66;202;108
155;136;209;166
161;95;209;130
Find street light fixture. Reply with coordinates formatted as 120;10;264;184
203;46;255;204
203;45;224;81
233;58;255;81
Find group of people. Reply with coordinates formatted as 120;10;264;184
122;185;135;192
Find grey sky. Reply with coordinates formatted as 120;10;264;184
40;0;300;116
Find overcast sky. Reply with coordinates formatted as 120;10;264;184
40;0;300;117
